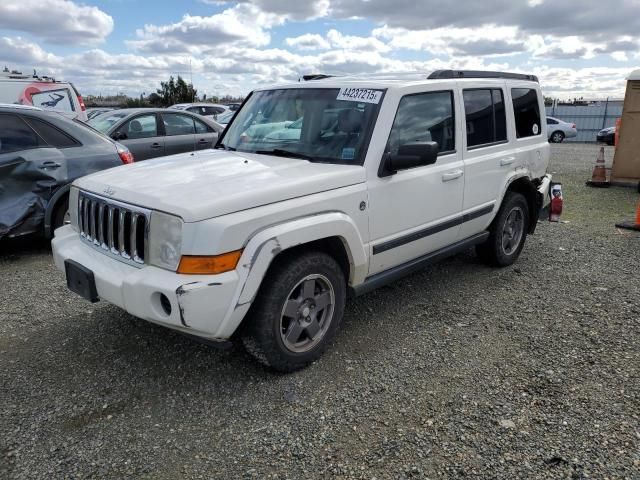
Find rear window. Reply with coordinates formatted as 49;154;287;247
24;117;79;148
512;88;542;138
0;113;44;153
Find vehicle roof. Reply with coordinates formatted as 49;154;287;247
90;107;223;132
256;72;541;92
0;105;114;145
170;103;228;108
0;103;43;111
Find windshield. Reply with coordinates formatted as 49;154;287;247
88;111;129;133
217;111;234;124
219;88;383;165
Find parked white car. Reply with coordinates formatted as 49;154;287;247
0;68;87;121
53;70;554;371
546;116;577;143
169;102;229;121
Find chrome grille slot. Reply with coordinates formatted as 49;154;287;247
77;191;150;267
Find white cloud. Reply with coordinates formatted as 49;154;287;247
128;4;283;53
286;34;330;50
0;0;113;45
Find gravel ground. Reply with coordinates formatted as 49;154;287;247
1;143;639;479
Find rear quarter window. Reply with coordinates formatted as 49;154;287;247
512;88;542;138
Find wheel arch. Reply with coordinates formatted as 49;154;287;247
215;212;368;339
44;184;71;238
235;212;368;307
503;176;541;234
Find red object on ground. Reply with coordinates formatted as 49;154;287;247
549;183;563;222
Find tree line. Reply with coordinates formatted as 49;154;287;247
85;75;244;108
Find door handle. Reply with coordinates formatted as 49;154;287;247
39;161;61;169
197;138;209;144
442;169;464;182
500;157;516;166
150;143;162;149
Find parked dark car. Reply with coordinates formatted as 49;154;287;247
88;108;223;161
0;104;132;240
597;126;616;145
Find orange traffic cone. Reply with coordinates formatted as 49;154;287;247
615;201;640;232
586;147;610;188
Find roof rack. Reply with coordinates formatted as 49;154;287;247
301;74;336;81
428;70;538;82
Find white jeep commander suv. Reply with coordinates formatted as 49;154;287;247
53;70;553;371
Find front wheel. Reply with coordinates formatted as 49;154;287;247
241;251;346;372
476;192;530;267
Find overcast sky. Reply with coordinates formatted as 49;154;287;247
1;0;638;99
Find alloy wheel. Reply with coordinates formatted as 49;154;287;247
279;274;335;353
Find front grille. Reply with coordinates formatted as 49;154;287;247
78;191;151;266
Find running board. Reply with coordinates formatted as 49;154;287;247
350;232;490;297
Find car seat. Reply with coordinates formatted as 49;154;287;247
129;119;143;138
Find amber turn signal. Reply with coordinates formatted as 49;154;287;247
177;250;243;275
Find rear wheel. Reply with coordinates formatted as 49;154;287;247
476;192;529;267
550;131;565;143
241;251;346;372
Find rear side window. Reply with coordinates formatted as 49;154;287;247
162;113;195;136
463;89;507;148
546;117;558;125
512;88;542;138
387;91;455;157
0;114;44;153
24;117;79;148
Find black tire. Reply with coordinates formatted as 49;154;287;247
51;197;69;235
476;192;530;267
241;251;346;372
550;131;565;143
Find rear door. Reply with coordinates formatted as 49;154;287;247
458;83;513;239
0;113;68;237
160;112;196;155
117;113;164;161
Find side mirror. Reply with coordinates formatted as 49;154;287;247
112;131;127;141
379;141;439;177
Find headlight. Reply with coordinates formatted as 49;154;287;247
69;186;79;231
149;211;183;271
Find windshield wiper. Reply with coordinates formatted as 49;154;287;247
255;149;314;161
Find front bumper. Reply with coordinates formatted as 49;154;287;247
52;226;249;340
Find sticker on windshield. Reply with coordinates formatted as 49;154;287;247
341;147;356;160
337;88;383;104
532;123;539;135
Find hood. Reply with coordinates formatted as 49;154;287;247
75;150;366;222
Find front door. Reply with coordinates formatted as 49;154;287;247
367;89;465;275
117;113;164;161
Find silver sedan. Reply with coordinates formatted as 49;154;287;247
547;116;577;143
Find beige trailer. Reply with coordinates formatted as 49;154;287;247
611;69;640;187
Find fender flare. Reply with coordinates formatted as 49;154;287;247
498;172;541;233
235;211;369;306
44;184;71;238
212;211;369;338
